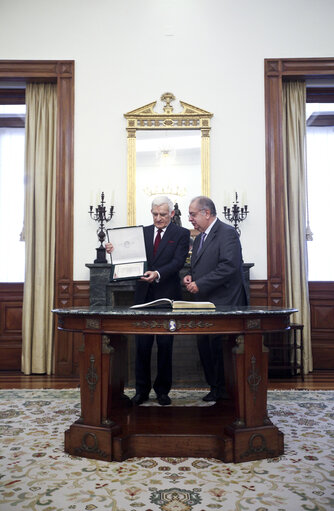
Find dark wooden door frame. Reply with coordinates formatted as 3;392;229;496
265;58;334;306
0;60;74;373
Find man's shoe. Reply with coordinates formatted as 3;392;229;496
157;394;171;406
202;390;218;402
131;393;149;405
202;389;229;402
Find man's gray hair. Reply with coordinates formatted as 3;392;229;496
191;196;216;216
151;195;174;213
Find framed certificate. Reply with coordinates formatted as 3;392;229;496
106;226;147;281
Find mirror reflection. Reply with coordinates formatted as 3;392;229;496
136;130;201;228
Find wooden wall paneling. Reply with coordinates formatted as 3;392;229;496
311;331;334;369
265;58;334;370
0;60;62;77
0;61;75;375
309;281;334;301
280;58;334;75
0;283;24;302
309;282;334;369
265;58;334;306
3;303;22;333
53;63;75;375
311;303;334;329
55;282;74;376
249;280;268;306
265;61;285;307
73;282;90;307
0;283;23;370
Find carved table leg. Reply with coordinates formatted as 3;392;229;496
225;333;284;462
64;332;122;461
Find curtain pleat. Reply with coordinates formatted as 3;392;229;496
282;81;313;374
21;83;57;375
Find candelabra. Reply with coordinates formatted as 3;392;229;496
89;192;114;263
223;192;249;236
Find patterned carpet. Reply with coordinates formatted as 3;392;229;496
0;389;333;511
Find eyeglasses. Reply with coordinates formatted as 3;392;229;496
188;208;206;219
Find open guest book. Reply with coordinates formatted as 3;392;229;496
130;298;216;310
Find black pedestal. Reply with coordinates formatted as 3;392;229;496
94;246;107;264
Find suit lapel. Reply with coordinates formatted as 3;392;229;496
192;220;219;265
145;225;155;263
153;222;173;260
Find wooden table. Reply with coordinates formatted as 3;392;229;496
53;305;296;463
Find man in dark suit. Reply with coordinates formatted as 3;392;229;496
184;195;247;402
107;196;189;406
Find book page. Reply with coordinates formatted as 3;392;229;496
130;298;172;309
173;301;215;309
113;262;144;279
107;226;146;264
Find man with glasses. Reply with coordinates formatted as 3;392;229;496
184;195;247;402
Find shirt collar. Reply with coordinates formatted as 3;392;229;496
154;225;167;234
203;217;217;236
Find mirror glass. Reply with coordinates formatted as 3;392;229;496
136;129;201;228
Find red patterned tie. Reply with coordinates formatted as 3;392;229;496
153;229;162;256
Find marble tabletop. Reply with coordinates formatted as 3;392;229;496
52;305;298;317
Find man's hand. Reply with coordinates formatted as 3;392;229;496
183;275;199;294
186;281;199;294
183;275;192;285
105;242;113;254
140;270;158;283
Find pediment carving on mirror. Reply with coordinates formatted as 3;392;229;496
124;92;212;131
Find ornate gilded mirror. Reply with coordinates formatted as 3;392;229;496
124;93;213;227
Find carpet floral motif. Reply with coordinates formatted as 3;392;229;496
0;389;333;511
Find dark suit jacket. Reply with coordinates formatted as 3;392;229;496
134;222;190;304
190;218;247;306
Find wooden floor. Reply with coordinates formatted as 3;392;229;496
0;370;334;390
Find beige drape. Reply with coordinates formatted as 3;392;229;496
282;81;313;374
22;83;57;374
